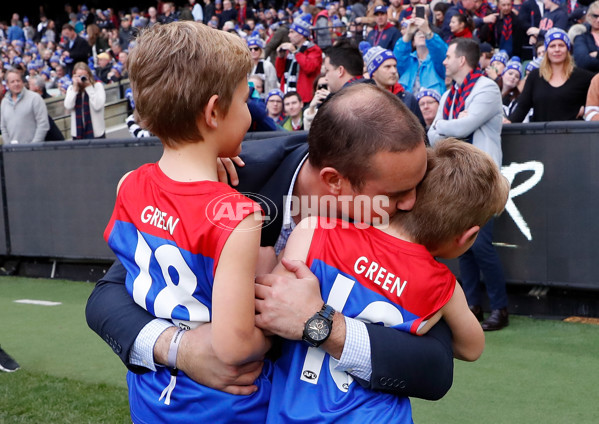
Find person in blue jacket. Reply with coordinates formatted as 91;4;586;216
394;16;447;95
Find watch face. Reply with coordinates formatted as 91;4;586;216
306;317;330;342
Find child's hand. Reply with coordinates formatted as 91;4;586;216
217;156;245;186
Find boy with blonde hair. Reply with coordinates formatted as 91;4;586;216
104;22;271;423
265;138;510;423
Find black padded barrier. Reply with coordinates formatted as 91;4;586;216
2;138;162;260
1;121;599;290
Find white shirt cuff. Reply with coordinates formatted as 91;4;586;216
129;318;174;371
335;316;372;381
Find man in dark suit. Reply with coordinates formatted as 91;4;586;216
518;0;543;60
493;0;527;59
61;23;91;76
86;84;454;401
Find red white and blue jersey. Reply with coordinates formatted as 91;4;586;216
267;218;455;423
105;163;271;424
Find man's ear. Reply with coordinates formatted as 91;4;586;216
319;166;346;195
457;225;480;247
202;94;219;129
337;64;346;79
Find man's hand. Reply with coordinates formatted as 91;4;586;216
158;324;265;395
255;258;323;340
277;42;295;56
483;13;498;24
217;156;244;186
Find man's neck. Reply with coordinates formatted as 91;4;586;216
453;67;473;85
293;159;322;199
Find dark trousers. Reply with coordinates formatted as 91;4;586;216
459;219;508;310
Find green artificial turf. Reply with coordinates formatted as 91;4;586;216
412;315;599;423
1;276;598;423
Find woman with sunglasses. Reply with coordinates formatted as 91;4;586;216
507;28;594;122
573;1;599;73
247;36;278;94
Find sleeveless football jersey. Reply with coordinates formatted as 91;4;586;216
105;163;271;424
267;217;455;423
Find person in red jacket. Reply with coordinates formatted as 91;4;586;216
275;15;323;103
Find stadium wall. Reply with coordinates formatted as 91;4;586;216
1;123;598;291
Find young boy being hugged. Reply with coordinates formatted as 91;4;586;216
264;138;509;423
104;22;271;423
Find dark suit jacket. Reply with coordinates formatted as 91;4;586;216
66;36;92;74
85;133;453;399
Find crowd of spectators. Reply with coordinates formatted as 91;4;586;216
1;0;599;142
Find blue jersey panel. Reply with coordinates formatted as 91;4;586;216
108;220;215;327
267;259;414;423
128;361;272;424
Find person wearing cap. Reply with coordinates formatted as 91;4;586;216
416;88;441;128
366;5;401;50
95;52;113;84
248;36;279;94
394;16;447;95
265;89;285;125
493;0;527;58
276;15;323;103
572;1;599;73
1;68;50;144
364;46;426;127
508;27;594;122
485;49;509;80
107;61;125;84
498;58;523;116
119;15;135;47
526;0;569;46
428;37;508;331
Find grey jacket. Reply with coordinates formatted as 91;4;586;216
428;76;503;167
1;88;49;144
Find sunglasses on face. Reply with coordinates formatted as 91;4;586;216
249;47;261;52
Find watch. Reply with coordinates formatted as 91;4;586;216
302;304;335;348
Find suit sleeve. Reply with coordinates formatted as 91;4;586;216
85;259;155;373
364;320;454;400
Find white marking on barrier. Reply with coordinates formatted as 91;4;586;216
501;161;545;241
13;299;62;306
